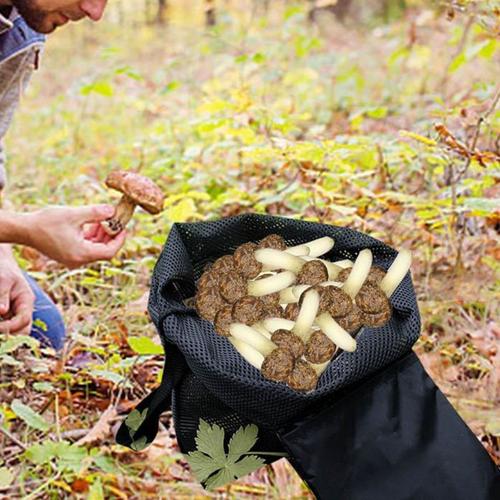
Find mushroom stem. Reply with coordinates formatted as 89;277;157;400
102;195;136;236
288;237;334;258
316;313;357;352
286;244;310;256
229;338;264;369
342;249;373;299
293;288;320;341
310;360;330;376
263;318;295;332
280;286;300;304
229;323;276;356
252;321;272;339
254;249;304;273
320;281;343;288
291;284;311;301
248;271;296;297
379;249;412;297
333;259;354;269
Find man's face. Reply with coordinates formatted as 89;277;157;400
11;0;107;33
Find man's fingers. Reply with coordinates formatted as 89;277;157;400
81;230;127;263
0;305;32;334
83;222;100;240
0;278;12;316
75;205;115;225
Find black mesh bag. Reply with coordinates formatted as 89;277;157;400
116;214;500;498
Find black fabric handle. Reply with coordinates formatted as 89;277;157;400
116;345;187;451
278;352;500;500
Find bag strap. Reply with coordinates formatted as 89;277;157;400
116;344;187;451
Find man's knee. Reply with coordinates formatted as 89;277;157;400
24;274;66;351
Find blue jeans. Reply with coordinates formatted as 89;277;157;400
24;274;65;351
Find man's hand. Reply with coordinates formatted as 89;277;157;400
0;252;35;335
25;205;127;268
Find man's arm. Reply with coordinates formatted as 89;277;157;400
0;210;30;245
0;205;126;268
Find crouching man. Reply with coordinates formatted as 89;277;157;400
0;0;121;350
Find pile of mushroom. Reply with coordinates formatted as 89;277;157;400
194;234;412;393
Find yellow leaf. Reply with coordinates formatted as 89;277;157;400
399;130;437;147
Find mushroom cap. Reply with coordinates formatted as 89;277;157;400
105;170;164;214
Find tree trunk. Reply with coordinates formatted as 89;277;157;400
157;0;168;24
205;0;216;26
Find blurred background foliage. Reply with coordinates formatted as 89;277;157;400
1;0;499;497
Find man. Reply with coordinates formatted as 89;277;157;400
0;0;120;350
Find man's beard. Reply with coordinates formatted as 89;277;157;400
11;1;56;33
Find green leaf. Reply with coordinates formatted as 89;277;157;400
25;441;87;473
187;450;222;482
25;441;59;464
33;382;55;393
125;408;148;433
11;399;50;432
80;80;114;97
0;467;13;488
449;52;466;73
231;455;265;478
463;197;499;214
130;436;149;452
195;420;226;464
204;467;234;490
0;335;38;355
88;478;105;500
128;336;163;355
227;424;258;463
186;420;267;490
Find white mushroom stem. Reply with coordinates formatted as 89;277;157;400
263;318;295;332
316;313;357;352
229;338;264;370
306;236;335;257
320;281;343;288
252;322;272;340
286;244;310;256
301;256;342;280
333;259;354;269
293;288;320;341
280;286;300;304
310;360;330;376
342;249;373;299
379;249;412;297
288;237;334;258
230;324;276;356
290;285;310;302
254;249;304;273
248;271;296;297
102;195;136;236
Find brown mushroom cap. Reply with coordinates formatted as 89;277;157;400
232;296;267;324
271;329;305;359
287;360;319;392
219;272;247;303
105;170;164;214
304;330;336;364
214;305;234;336
335;304;364;334
355;283;390;314
297;260;329;286
234;242;262;278
259;234;287;250
363;304;392;328
261;348;295;382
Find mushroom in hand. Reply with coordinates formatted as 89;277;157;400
101;170;165;236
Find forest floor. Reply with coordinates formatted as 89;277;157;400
1;4;499;498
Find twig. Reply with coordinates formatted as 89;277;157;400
441;15;474;96
0;423;27;451
453;87;500;271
